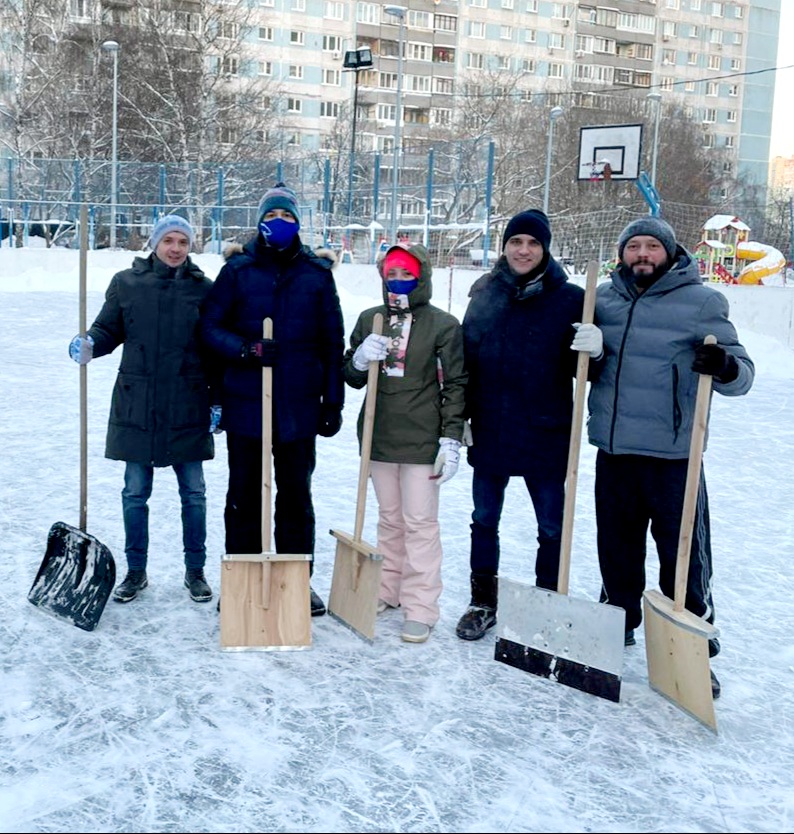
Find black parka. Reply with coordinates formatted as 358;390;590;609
87;254;215;466
463;254;584;476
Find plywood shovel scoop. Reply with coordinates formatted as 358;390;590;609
495;261;626;702
643;336;720;732
220;317;312;651
328;313;385;642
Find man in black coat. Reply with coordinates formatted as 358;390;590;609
456;209;601;640
69;215;217;604
200;183;345;616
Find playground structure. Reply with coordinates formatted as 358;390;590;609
694;214;785;285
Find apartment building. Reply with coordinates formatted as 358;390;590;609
253;0;779;191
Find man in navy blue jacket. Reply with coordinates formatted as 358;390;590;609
456;210;598;641
200;183;345;616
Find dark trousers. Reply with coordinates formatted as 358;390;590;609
595;450;719;656
224;432;317;571
469;462;566;591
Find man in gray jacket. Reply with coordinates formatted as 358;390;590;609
582;217;754;699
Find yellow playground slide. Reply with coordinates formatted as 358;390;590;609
736;241;786;285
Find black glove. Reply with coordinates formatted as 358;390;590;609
244;339;278;366
317;404;343;438
691;342;739;382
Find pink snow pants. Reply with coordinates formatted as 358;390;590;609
369;460;443;626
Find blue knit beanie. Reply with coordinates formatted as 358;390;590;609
257;182;301;224
149;214;194;250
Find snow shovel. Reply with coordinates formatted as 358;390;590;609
328;313;385;642
643;335;719;733
28;203;116;632
220;318;312;651
494;260;626;702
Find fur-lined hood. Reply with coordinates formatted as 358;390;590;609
222;238;338;269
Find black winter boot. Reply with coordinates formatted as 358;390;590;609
113;569;148;603
310;587;326;617
455;573;498;641
185;568;212;602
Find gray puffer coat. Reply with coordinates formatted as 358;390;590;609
87;253;215;466
587;247;754;458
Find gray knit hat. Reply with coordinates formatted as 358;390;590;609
617;217;677;262
257;181;301;223
149;214;194;250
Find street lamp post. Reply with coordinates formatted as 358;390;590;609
102;40;120;248
647;91;662;189
384;5;406;243
343;46;374;225
543;105;564;216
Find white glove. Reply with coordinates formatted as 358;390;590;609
352;333;389;371
571;323;603;359
68;334;94;365
431;437;461;485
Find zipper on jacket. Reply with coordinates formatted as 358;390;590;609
608;297;639;453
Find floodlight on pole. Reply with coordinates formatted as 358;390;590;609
543;105;564;216
343;46;374;225
384;5;406;243
647;91;662;190
101;39;120;248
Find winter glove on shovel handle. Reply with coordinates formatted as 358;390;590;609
68;334;94;365
430;437;462;485
571;323;603;359
352;333;389;371
692;341;739;383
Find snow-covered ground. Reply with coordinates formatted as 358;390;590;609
1;244;792;833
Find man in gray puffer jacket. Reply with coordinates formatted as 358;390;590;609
585;217;754;700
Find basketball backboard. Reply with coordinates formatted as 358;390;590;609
578;123;643;181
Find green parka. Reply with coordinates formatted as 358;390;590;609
343;244;466;463
87;253;215;467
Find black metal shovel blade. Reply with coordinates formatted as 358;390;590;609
28;521;116;632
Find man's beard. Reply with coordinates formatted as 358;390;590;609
622;260;668;289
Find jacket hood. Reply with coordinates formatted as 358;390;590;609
377;242;432;308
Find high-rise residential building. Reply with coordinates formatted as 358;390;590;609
251;0;780;191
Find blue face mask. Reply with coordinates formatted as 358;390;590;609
385;278;418;295
259;217;300;249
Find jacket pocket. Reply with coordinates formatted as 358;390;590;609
110;373;150;430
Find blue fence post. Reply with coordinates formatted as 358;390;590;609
371;153;381;262
425;147;434;249
323;158;331;248
71;160;81;221
215;166;224;255
483;141;495;268
158;164;166;214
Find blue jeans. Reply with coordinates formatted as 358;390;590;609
470;466;565;591
122;461;207;571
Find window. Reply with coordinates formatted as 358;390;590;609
260;0;274;7
467;52;484;69
525;29;537;44
287;98;302;113
469;0;486;7
685;81;695;92
703;132;714;148
407;75;431;93
434;14;457;33
549;33;565;50
687;52;698;65
711;2;723;16
356;3;379;24
469;21;485;38
291;0;305;9
726;110;736;123
730;57;741;71
288;65;303;79
725;135;735;148
522;58;536;73
174;11;199;32
323;35;343;52
734;3;744;18
708;54;720;70
290;31;305;46
259;27;273;41
710;29;723;45
320;101;339;117
220;126;239;145
408;10;431;28
379;72;398;90
690;0;701;7
498;55;511;70
221;56;238;75
377;103;396;121
431;108;451;125
660;77;674;91
690;24;700;37
527;0;538;10
665;0;679;7
703;108;717;123
433;46;456;63
733;32;743;46
728;83;738;97
662;48;675;65
324;1;343;18
500;26;513;40
219;22;239;39
407;43;432;61
548;62;564;78
433;76;454;94
258;61;272;76
70;0;89;18
706;81;718;96
323;69;340;85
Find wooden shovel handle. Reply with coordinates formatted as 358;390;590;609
673;334;716;612
261;318;274;553
79;203;88;533
353;313;383;542
557;260;598;595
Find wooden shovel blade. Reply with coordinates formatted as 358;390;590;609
220;555;311;651
495;577;625;703
29;521;116;632
643;589;718;732
327;529;383;643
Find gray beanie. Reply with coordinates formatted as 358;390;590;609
149;214;194;250
617;217;677;262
